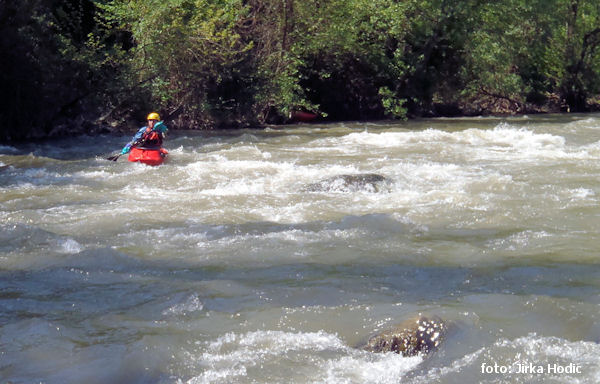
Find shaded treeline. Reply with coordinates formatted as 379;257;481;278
2;0;600;141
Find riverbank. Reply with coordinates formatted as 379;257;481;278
5;1;600;146
4;94;599;144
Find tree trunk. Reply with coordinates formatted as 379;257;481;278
561;0;588;112
281;0;294;53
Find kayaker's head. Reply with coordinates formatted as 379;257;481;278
147;112;160;128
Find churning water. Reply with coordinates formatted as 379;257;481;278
2;114;600;383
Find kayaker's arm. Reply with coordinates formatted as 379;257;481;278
153;121;168;137
121;126;147;154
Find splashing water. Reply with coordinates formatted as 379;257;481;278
2;115;600;383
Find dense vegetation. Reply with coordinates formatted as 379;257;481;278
2;0;600;140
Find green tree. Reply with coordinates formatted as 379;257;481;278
5;0;600;141
0;0;102;140
101;0;250;127
0;0;133;141
543;0;600;111
284;0;413;120
462;0;600;113
461;0;542;113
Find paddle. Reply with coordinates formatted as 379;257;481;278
107;126;160;162
106;153;124;161
107;137;143;161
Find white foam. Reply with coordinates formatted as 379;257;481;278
58;238;83;254
512;333;600;363
486;230;552;250
21;168;65;183
464;123;565;147
568;188;595;200
184;331;347;383
305;124;589;164
182;330;421;384
324;353;422;384
184;158;360;196
315;129;456;148
195;228;362;258
404;333;599;383
404;347;485;383
162;294;204;316
73;169;113;179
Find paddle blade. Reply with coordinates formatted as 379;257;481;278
106;154;121;161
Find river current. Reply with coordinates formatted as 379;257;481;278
2;114;600;383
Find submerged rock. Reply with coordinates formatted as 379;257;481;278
362;315;448;357
304;173;392;193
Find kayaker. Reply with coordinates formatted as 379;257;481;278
121;112;168;155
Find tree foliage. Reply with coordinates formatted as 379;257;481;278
463;0;600;113
2;0;600;140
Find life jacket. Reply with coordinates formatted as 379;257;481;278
139;127;162;148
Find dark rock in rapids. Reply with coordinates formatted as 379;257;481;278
362;315;448;357
304;173;392;193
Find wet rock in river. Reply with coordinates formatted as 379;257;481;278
362;315;448;357
304;173;392;193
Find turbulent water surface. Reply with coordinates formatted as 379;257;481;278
2;115;600;383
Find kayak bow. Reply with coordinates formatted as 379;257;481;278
128;147;168;166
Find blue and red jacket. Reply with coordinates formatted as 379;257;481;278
121;121;168;154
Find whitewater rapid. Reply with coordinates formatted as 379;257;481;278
2;114;600;383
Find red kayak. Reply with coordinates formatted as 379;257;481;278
128;147;168;166
290;110;318;122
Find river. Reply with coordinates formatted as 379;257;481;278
1;114;600;383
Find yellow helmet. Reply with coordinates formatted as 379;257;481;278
147;112;160;121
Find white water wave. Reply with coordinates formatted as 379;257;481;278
184;160;360;196
323;353;422;384
405;333;599;384
181;330;421;384
305;124;600;163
